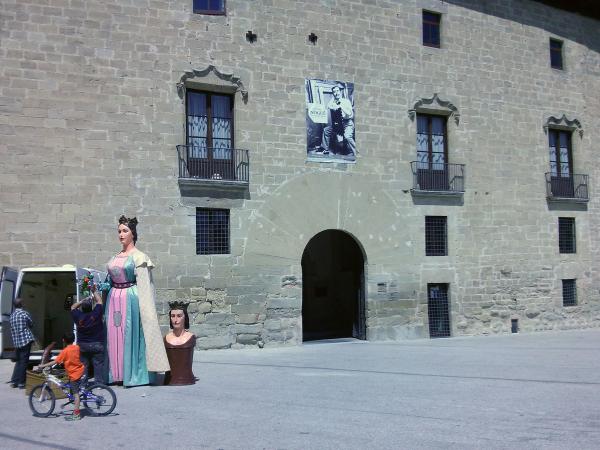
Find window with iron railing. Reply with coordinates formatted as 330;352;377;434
548;129;574;197
416;114;449;190
182;90;245;182
187;90;233;158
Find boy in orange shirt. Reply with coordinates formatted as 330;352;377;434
35;332;85;421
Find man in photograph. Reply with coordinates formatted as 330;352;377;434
315;85;356;156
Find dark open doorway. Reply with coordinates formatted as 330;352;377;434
301;230;366;341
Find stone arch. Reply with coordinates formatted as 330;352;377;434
244;171;404;266
242;171;414;345
301;228;366;341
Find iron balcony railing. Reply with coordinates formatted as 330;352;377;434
545;173;588;201
176;145;249;183
410;162;465;193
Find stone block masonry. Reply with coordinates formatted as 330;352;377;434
1;0;600;349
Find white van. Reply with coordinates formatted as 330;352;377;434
0;265;106;361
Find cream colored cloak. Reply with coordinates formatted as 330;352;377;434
132;250;170;372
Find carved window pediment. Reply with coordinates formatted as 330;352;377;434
544;114;583;138
408;93;459;125
177;65;248;103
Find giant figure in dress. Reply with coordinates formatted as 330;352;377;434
101;215;170;386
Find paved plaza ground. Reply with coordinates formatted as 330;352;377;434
1;328;600;449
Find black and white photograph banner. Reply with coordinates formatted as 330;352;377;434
305;79;356;162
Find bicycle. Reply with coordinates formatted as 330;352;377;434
28;366;117;418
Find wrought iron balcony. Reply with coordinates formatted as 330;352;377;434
410;162;465;194
545;173;589;202
176;145;249;183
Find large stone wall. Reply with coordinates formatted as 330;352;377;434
1;0;600;348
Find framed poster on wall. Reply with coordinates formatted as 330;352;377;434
305;79;356;163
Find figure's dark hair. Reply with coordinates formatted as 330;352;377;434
118;215;138;244
62;332;75;344
81;298;93;313
169;306;190;330
13;298;23;308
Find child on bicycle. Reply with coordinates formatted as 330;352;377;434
35;332;85;421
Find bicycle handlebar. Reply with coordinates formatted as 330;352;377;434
39;364;58;375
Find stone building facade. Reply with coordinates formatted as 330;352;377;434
1;0;600;349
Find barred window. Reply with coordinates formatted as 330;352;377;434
428;283;450;338
425;216;447;256
558;217;576;254
562;279;577;307
196;208;229;255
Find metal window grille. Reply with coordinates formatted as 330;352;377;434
196;208;230;255
562;279;577;307
425;216;447;256
422;11;441;47
558;217;576;254
428;284;450;338
550;38;563;69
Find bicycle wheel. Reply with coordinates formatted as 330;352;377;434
29;384;56;417
83;383;117;416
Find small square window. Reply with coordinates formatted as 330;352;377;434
196;208;230;255
562;279;577;306
550;38;563;70
193;0;225;15
425;216;447;256
423;11;441;48
558;217;576;254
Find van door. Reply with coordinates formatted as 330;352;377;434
0;267;19;359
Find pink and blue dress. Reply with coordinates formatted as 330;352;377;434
104;251;156;386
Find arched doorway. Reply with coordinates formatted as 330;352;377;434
301;230;366;341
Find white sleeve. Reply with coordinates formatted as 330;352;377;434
341;99;354;119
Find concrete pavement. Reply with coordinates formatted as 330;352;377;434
1;329;600;449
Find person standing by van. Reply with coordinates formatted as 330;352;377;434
71;286;105;384
9;298;35;389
